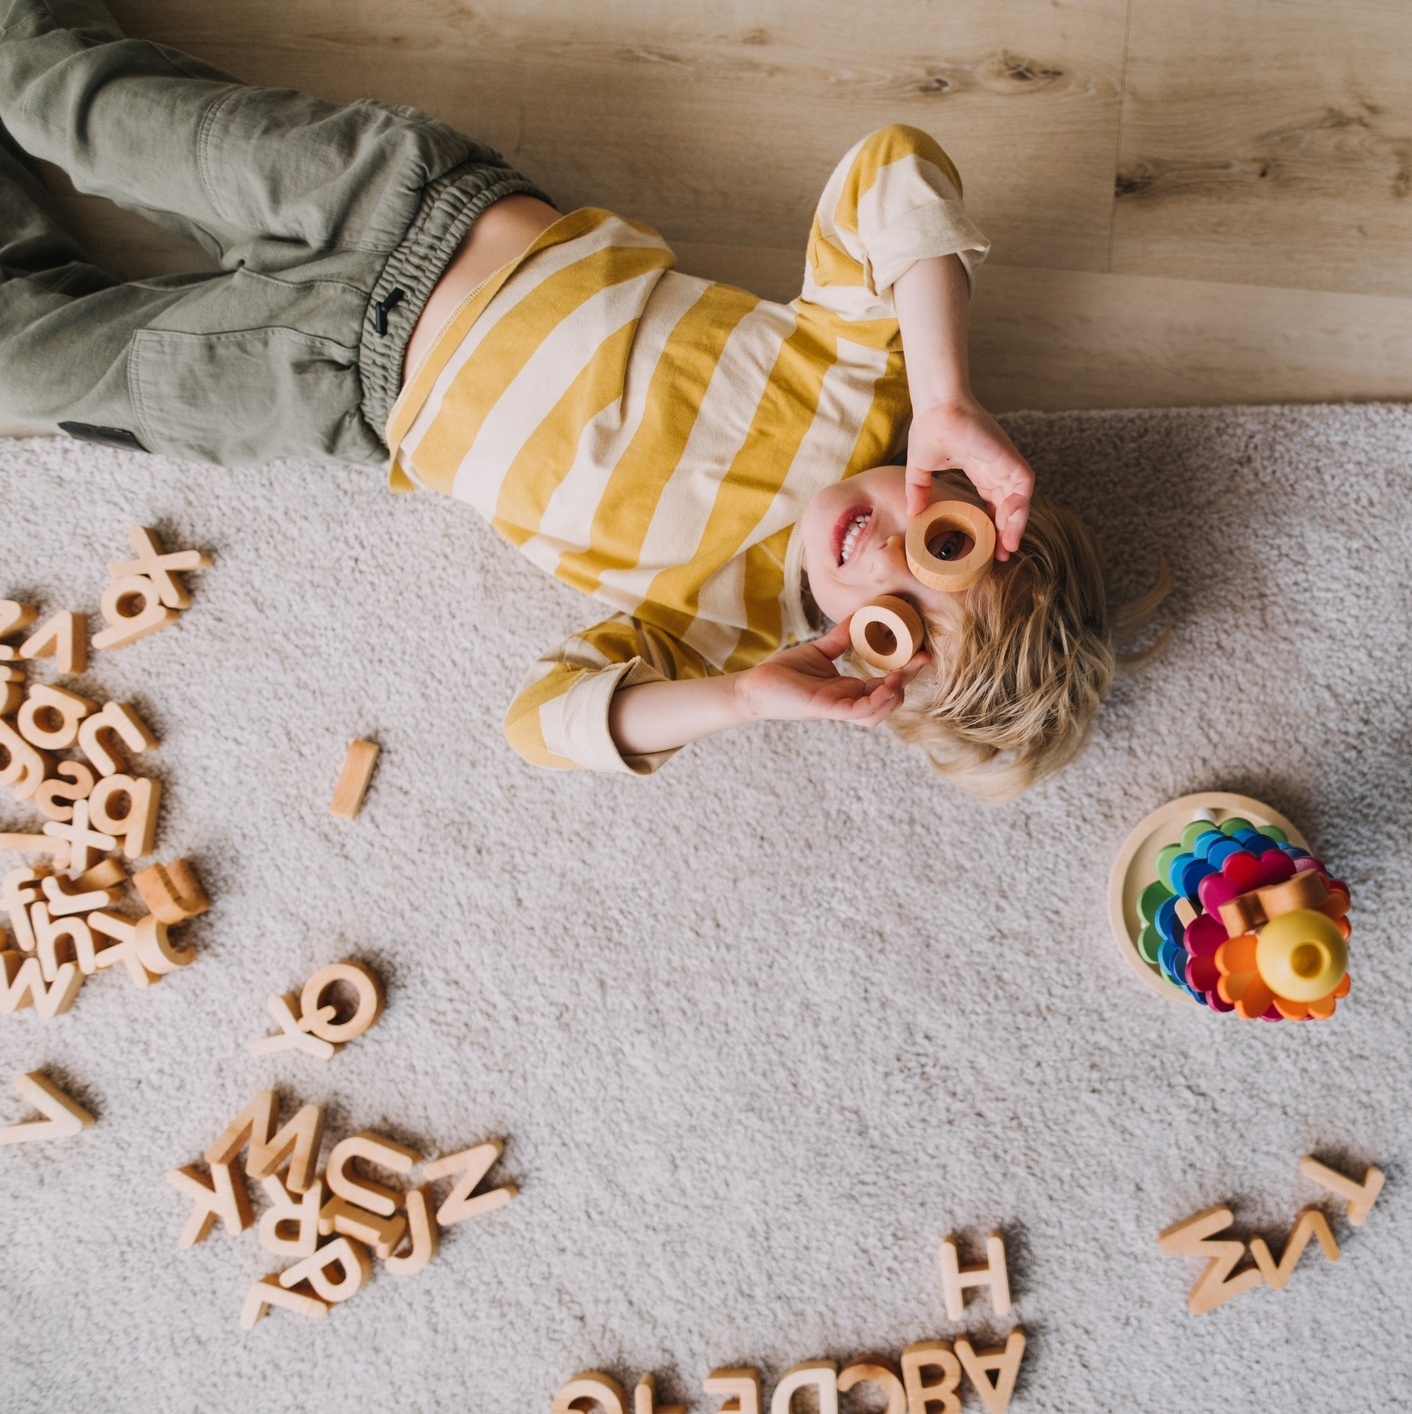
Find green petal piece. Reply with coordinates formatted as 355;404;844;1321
1139;879;1173;924
1138;924;1163;964
1220;817;1253;836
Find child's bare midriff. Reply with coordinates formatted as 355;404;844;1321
401;194;560;386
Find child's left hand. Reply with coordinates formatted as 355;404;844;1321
905;396;1035;558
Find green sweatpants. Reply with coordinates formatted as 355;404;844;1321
0;0;550;465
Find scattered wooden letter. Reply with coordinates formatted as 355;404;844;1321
18;610;87;675
257;1174;323;1260
40;871;120;918
132;858;209;923
702;1369;761;1414
31;903;100;979
277;1235;371;1303
108;526;211;610
34;760;97;823
317;1193;407;1259
325;1131;422;1217
0;717;53;800
771;1361;837;1414
553;1372;628;1414
249;993;338;1060
205;1091;326;1194
298;959;384;1045
166;1161;255;1247
0;1071;95;1144
16;683;97;751
954;1332;1026;1414
92;575;178;651
2;867;47;950
1249;1208;1340;1291
423;1139;515;1225
900;1342;962;1414
384;1184;440;1277
329;739;379;820
42;800;117;878
0;950;84;1017
0;601;38;651
87;910;162;985
939;1232;1011;1321
633;1374;686;1414
87;773;161;859
1298;1156;1385;1227
240;1273;329;1331
76;700;158;777
1157;1205;1262;1315
837;1358;906;1414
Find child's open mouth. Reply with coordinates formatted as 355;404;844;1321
835;507;873;566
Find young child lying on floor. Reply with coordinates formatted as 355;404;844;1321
0;0;1147;798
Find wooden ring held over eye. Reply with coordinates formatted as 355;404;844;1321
849;595;924;672
905;499;996;592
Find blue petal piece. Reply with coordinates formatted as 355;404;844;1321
1193;829;1226;860
1165;851;1196;892
1243;834;1276;856
1181;858;1217;899
1206;838;1243;869
1281;844;1309;859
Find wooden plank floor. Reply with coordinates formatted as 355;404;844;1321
5;0;1411;436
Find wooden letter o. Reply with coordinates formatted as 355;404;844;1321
552;1372;628;1414
905;500;996;593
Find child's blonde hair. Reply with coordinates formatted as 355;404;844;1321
881;473;1168;802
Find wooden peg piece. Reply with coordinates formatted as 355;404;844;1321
939;1232;1011;1320
77;700;159;777
552;1372;628;1414
849;595;925;672
3;866;48;950
423;1140;515;1225
40;872;120;919
257;1174;323;1259
702;1369;761;1414
108;526;211;610
0;1070;95;1144
900;1342;962;1414
0;600;38;650
329;739;379;820
31;903;100;978
34;760;96;823
131;858;209;923
0;951;84;1017
16;683;97;750
298;959;383;1044
1157;1204;1262;1315
249;993;338;1060
837;1359;905;1414
166;1161;255;1246
1249;1208;1340;1290
1298;1156;1385;1226
205;1092;326;1194
0;717;54;800
87;774;161;860
325;1131;422;1217
384;1183;440;1276
93;575;178;651
18;611;87;675
277;1235;371;1303
317;1193;407;1259
634;1374;687;1414
770;1361;837;1414
240;1273;329;1330
904;499;996;593
954;1332;1026;1414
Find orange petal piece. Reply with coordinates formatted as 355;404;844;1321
1274;994;1311;1021
1234;977;1275;1020
1215;934;1259;977
1307;992;1337;1019
1333;973;1351;999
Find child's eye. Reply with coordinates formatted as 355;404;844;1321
927;529;969;561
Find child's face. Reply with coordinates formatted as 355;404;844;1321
800;465;983;627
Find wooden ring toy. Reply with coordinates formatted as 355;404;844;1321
1107;792;1306;1006
849;595;924;672
299;960;384;1043
904;499;996;592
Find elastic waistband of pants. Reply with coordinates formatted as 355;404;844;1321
358;160;553;449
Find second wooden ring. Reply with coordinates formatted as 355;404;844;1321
904;500;996;592
849;595;924;672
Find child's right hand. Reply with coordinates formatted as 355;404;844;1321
735;620;929;727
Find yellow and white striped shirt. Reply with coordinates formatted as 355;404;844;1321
385;125;988;774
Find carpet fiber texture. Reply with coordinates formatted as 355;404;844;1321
0;404;1408;1413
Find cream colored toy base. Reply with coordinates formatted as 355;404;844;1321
1106;791;1307;1006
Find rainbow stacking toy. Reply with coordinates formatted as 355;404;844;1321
1108;793;1353;1019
